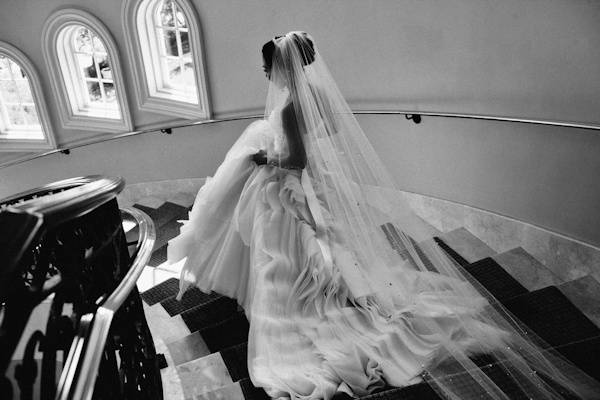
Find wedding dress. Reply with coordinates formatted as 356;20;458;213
168;32;600;399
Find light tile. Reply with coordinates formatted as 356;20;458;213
439;227;496;263
137;266;179;293
177;352;234;398
558;275;600;328
493;247;561;291
192;381;244;400
143;302;191;344
136;195;165;209
167;331;211;366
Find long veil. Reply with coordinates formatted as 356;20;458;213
264;31;600;399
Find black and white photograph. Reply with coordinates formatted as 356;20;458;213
1;1;599;399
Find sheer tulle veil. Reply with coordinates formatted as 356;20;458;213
261;31;600;399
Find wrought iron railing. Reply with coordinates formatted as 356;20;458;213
0;176;162;400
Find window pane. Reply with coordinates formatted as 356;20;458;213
23;105;39;125
180;30;190;55
0;80;20;103
7;105;24;125
77;53;97;78
175;4;187;28
92;35;106;52
95;53;112;79
162;30;178;56
15;80;33;103
0;57;10;79
159;0;175;27
74;27;93;53
104;82;116;103
166;58;181;86
87;81;103;103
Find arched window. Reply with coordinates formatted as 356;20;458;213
43;9;133;133
123;0;210;119
0;41;56;151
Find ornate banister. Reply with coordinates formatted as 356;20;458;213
0;176;162;400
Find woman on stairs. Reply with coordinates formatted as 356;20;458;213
168;31;600;399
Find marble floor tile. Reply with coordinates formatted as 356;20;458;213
492;247;561;291
177;352;234;398
193;381;245;400
162;365;185;400
137;265;179;293
170;192;196;208
136;195;165;209
168;331;212;366
143;302;191;344
439;227;496;263
558;275;600;328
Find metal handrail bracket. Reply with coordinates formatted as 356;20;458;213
1;110;599;170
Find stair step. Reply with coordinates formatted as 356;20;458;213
162;287;223;316
176;352;234;399
551;335;600;382
154;216;186;253
148;243;168;267
168;331;212;366
437;227;496;264
181;297;239;333
198;312;250;353
140;277;180;305
558;275;600;328
191;380;245;400
238;378;270;400
466;257;529;301
220;342;249;382
503;286;600;348
134;201;189;229
492;247;561;291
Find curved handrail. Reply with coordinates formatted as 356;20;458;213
1;110;599;170
66;206;156;400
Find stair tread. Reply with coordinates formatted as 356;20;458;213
466;257;529;301
558;275;600;328
148;243;168;267
198;312;250;353
492;247;561;291
437;227;496;263
134;201;188;229
162;287;224;316
504;286;600;347
220;342;249;382
181;296;239;332
238;378;270;400
140;277;180;305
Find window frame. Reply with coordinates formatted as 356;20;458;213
42;9;133;133
123;0;211;120
0;40;56;152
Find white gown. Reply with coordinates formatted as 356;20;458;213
168;105;510;399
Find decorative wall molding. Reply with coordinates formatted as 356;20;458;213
42;8;133;133
0;40;57;151
122;0;211;120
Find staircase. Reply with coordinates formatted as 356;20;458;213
131;199;600;399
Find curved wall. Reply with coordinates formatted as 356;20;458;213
0;0;599;246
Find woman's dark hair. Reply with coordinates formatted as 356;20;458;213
262;33;315;70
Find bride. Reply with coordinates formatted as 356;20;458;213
168;32;600;399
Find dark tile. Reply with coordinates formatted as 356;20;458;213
504;286;600;348
466;257;529;301
181;297;239;332
140;277;179;305
161;287;222;316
